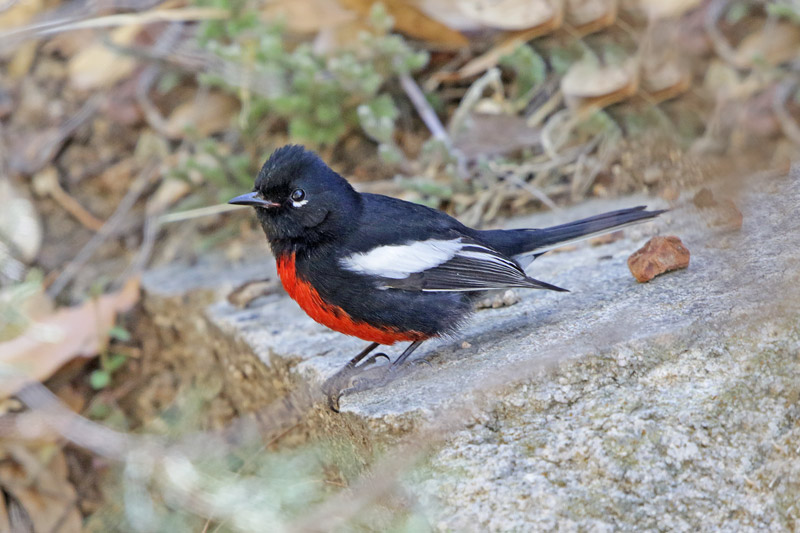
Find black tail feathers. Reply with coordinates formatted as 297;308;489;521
526;206;665;254
480;206;665;260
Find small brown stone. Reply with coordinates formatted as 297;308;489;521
692;188;717;208
628;236;690;283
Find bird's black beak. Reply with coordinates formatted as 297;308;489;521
228;191;279;208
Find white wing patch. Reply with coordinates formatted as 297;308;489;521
340;239;463;279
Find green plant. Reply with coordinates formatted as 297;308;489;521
500;44;547;109
170;139;253;204
196;1;427;148
89;324;131;390
766;1;800;23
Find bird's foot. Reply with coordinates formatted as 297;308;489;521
410;357;432;369
323;353;391;412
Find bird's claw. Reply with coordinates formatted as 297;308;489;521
358;352;390;368
410;357;432;368
322;361;389;412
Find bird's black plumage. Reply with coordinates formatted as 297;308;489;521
229;145;664;409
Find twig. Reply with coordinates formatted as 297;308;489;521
448;67;504;139
704;0;741;68
157;203;245;224
46;164;158;298
506;174;560;211
32;169;104;232
772;79;800;146
135;22;184;137
18;95;99;174
491;136;600;176
399;73;449;143
541;108;582;160
399;73;468;178
0;7;228;46
526;86;563;128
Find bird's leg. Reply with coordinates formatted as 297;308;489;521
343;342;380;369
389;340;424;370
323;341;426;412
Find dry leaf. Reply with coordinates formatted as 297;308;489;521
263;0;356;33
68;25;140;91
566;0;617;35
637;0;702;19
735;23;800;68
412;0;489;31
561;58;638;109
641;56;690;102
339;0;469;47
459;0;560;30
0;0;44;30
0;277;140;399
164;91;240;139
313;19;373;54
453;112;542;157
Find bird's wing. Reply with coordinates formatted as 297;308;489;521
339;236;567;292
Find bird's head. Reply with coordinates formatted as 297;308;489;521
229;145;361;245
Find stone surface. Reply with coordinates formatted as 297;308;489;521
142;169;800;531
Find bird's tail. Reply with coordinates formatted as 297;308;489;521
480;206;665;264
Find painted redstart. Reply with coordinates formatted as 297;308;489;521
230;145;664;410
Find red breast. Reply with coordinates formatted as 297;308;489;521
276;253;428;345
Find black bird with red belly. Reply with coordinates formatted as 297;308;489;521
229;145;664;410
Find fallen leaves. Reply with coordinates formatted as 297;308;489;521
68;25;140;91
561;58;638;110
339;0;469;47
164;91;241;140
637;0;702;20
262;0;356;34
628;236;690;282
735;22;800;68
0;278;140;399
459;0;561;30
565;0;617;35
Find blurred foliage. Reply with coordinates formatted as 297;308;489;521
500;44;547;109
172;1;429;202
767;1;800;22
169;139;253;204
197;1;427;147
0;269;43;342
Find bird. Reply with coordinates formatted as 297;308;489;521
229;145;664;410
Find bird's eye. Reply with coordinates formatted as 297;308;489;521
290;189;306;203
